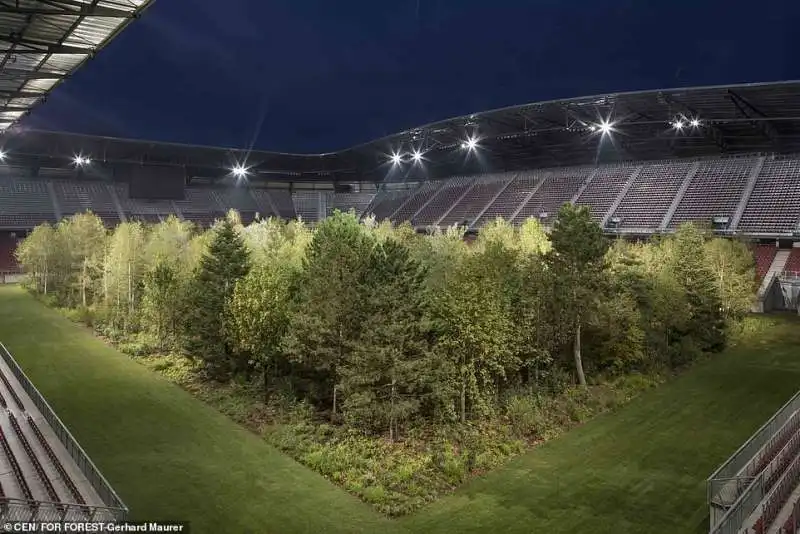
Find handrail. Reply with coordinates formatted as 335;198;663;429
0;341;127;520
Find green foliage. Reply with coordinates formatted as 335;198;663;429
15;204;760;517
182;218;251;380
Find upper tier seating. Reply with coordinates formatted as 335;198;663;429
392;182;442;224
514;167;592;225
414;177;474;226
474;173;535;227
574;164;637;223
669;158;756;229
51;181;120;225
738;157;800;234
438;174;509;228
331;193;375;217
366;190;414;221
611;161;693;231
0;180;55;228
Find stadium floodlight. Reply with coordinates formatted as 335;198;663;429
690;118;701;128
390;152;403;165
232;164;249;178
0;150;5;162
412;150;423;163
598;120;613;135
73;155;90;166
463;136;479;151
673;120;684;131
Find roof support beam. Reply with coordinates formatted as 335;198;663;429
727;90;779;142
0;90;45;99
0;0;134;18
0;68;67;80
0;35;94;55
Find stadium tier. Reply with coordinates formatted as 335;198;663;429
2;153;799;239
0;343;126;522
708;390;800;534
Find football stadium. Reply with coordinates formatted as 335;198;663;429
0;2;799;534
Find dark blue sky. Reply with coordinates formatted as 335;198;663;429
27;0;800;153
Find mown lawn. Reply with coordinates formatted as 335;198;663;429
0;286;400;534
0;285;798;534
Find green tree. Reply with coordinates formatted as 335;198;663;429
549;203;609;387
282;212;374;417
103;221;147;335
671;223;726;353
182;218;250;379
339;238;433;439
16;223;57;295
704;238;756;322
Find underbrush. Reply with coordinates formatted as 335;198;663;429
50;308;665;516
136;351;661;516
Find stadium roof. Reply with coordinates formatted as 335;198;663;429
3;80;800;183
0;0;154;132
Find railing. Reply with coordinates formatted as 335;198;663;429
761;452;800;532
781;271;800;280
0;497;118;522
0;342;128;522
708;390;800;526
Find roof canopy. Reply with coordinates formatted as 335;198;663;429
3;81;800;183
0;0;153;132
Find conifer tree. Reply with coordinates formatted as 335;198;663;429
182;218;250;379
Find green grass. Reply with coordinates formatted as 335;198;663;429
0;286;399;534
0;285;798;534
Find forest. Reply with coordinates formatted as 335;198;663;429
15;205;757;514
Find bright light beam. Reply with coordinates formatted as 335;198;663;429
232;164;249;178
690;118;701;128
0;150;5;161
412;150;423;163
391;152;403;165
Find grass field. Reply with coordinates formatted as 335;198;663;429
0;285;797;534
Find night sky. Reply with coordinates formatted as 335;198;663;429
25;0;800;154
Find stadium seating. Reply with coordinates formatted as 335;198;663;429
784;249;800;277
755;245;779;280
0;232;18;272
474;172;537;227
438;174;509;228
331;192;375;217
255;189;295;219
8;413;62;506
574;164;637;223
27;416;85;505
51;181;120;225
738;157;800;234
0;423;34;501
392;181;443;224
366;189;414;221
292;191;328;222
0;179;56;228
669;157;757;229
413;177;475;226
514;167;593;225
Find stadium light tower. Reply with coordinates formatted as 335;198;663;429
232;163;249;179
462;136;479;151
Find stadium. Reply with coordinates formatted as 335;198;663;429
0;2;799;534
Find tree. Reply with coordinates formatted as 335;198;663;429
671;223;726;353
103;222;147;335
549;203;609;387
339;238;433;439
182;218;250;379
704;237;756;322
141;217;195;351
16;223;56;295
282;212;374;417
61;212;107;307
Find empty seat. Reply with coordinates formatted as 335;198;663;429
739;158;800;234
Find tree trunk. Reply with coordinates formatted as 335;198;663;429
574;322;587;387
389;376;396;442
460;375;466;423
332;384;337;421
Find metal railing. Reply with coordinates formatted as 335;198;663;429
0;341;128;522
708;389;800;531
